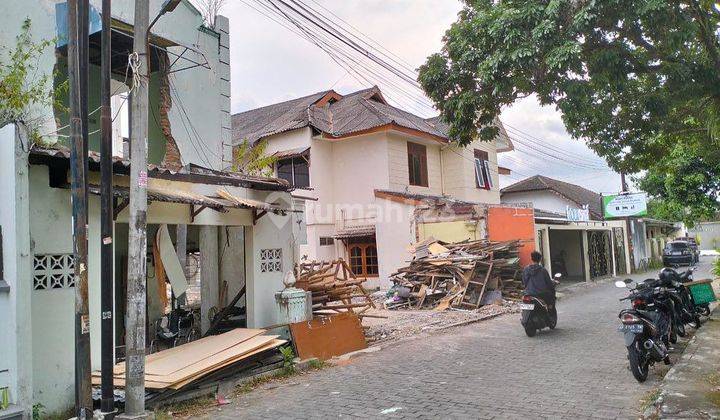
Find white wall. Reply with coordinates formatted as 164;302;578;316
374;199;416;289
0;125;34;415
387;133;442;195
442;137;501;204
502;190;578;215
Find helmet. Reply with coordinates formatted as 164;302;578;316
658;267;678;285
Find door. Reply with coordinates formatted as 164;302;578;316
347;243;379;277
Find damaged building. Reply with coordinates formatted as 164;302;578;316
0;1;298;416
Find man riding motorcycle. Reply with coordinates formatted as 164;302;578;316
522;251;557;318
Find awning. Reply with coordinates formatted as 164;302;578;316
216;188;297;214
334;225;376;239
273;146;310;160
89;185;227;212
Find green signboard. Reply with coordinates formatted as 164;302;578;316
602;193;648;218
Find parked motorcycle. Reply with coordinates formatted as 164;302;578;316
662;266;711;318
520;273;561;337
616;279;673;382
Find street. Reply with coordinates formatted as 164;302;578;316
206;259;713;420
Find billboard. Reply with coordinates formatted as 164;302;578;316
602;193;648;218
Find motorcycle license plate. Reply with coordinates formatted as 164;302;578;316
519;303;535;310
618;324;643;333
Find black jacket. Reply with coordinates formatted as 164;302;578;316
522;264;555;296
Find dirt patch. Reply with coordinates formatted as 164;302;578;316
362;301;518;345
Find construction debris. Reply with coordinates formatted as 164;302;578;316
290;312;367;360
387;238;524;310
295;259;376;317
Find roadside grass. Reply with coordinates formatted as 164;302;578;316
706;371;720;407
155;359;326;418
640;388;662;413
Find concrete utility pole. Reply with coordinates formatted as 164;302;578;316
100;0;115;416
620;172;635;273
123;0;150;415
67;0;93;417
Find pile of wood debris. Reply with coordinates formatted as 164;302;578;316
386;238;524;310
295;259;376;317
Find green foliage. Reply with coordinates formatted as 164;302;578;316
711;256;720;278
0;19;61;134
419;0;720;223
232;138;278;177
279;345;296;371
31;403;44;420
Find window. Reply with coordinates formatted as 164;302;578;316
319;237;334;246
474;149;493;190
277;157;310;188
347;242;379;277
293;199;307;245
407;142;428;187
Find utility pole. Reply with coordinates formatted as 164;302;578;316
68;0;92;417
100;0;115;417
123;0;150;415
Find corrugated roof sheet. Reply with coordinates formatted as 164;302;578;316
334;225;376;239
29;144;291;191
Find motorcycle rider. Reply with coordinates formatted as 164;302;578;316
522;251;557;316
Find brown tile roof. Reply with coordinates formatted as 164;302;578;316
501;175;602;219
232;86;454;145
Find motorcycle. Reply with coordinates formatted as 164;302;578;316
616;279;673;382
520;273;561;337
663;266;710;319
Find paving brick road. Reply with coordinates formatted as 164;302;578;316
205;260;713;420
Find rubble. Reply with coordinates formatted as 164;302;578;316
386;238;525;310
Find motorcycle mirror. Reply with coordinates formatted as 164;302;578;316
623;278;633;284
614;280;628;288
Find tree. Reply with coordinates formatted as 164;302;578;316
195;0;227;29
0;19;63;138
418;0;720;223
232;138;277;177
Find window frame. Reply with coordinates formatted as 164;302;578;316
473;149;493;190
276;156;310;188
347;242;379;277
319;237;335;246
407;142;428;187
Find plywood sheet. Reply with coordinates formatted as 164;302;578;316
290;312;367;361
113;328;265;374
145;329;267;376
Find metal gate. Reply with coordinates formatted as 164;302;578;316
613;227;627;275
588;230;611;278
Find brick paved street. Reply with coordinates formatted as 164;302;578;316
204;260;713;420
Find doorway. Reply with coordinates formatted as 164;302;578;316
548;229;585;283
588;230;612;279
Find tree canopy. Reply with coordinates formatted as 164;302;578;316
418;0;720;223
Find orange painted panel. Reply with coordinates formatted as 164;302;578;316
487;206;536;267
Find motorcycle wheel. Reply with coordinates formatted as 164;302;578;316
627;343;649;383
669;325;678;344
524;324;537;337
675;315;686;337
548;311;558;330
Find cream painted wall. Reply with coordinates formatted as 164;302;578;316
442;138;501;204
387;133;442;195
374;199;416;290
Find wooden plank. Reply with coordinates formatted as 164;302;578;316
147;333;274;377
290;313;366;361
169;339;287;389
114;328;265;375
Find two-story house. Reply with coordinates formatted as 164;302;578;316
232;86;515;288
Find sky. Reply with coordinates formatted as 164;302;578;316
219;0;624;194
